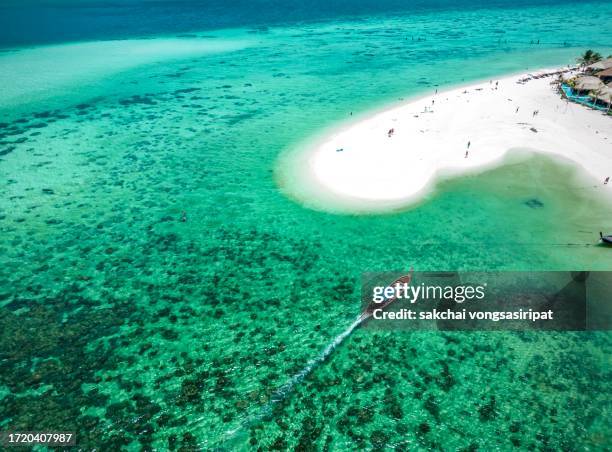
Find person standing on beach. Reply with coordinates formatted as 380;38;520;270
605;176;610;185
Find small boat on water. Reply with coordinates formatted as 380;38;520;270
360;271;413;322
599;232;612;245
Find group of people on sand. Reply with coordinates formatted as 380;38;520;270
517;67;577;85
384;119;609;182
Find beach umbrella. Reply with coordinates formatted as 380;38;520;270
574;75;605;92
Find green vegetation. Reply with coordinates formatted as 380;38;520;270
577;49;603;66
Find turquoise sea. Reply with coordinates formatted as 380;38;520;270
1;1;611;450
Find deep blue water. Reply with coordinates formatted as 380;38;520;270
1;0;610;47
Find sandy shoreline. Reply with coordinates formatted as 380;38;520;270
278;67;612;213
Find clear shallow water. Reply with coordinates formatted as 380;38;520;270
0;1;611;450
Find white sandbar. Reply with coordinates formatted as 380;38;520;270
278;68;612;213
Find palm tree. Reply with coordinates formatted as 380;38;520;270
577;49;603;66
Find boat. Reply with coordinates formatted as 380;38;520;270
360;270;413;322
599;232;612;245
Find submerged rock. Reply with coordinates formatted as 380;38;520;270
524;198;544;208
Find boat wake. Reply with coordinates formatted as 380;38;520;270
215;271;412;449
217;315;363;449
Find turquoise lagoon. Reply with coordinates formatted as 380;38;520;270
0;1;611;450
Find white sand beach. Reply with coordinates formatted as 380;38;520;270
279;68;612;212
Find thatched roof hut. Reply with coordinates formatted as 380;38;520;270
596;67;612;82
574;75;605;92
587;57;612;71
589;86;612;106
